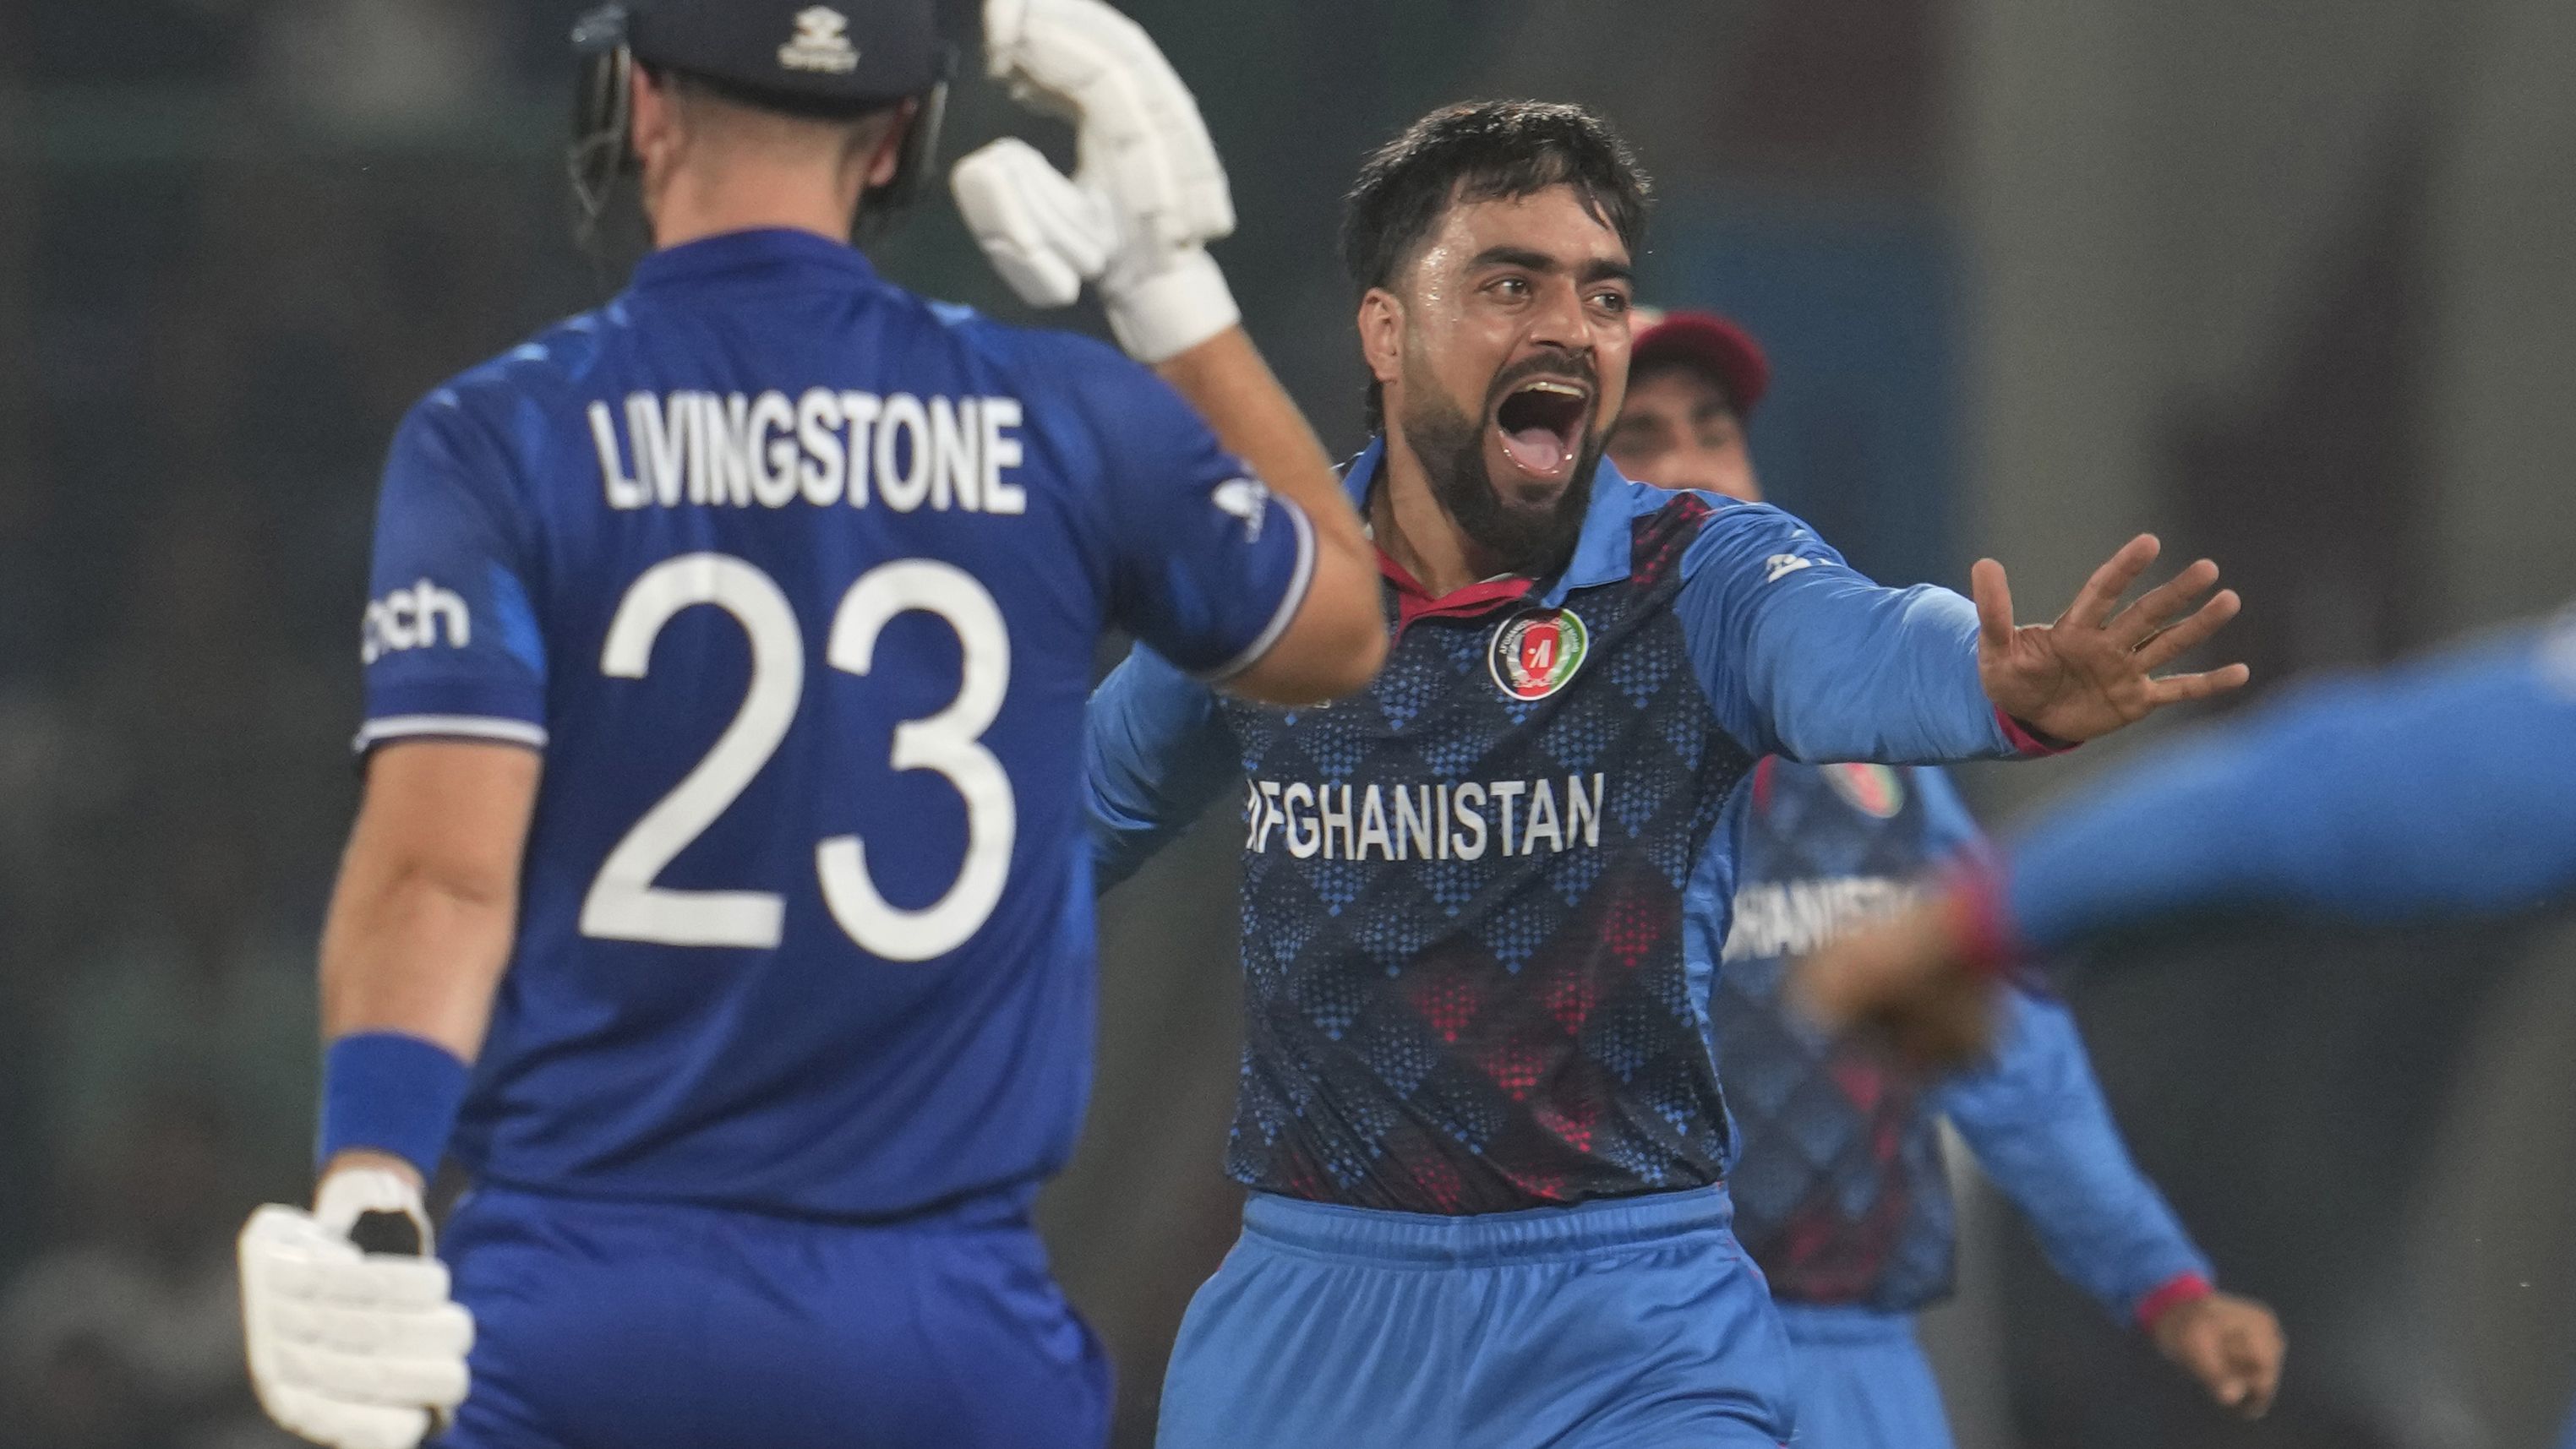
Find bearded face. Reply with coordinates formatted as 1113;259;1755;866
1363;184;1636;580
1397;343;1604;578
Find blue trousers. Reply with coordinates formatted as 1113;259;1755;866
1775;1305;1953;1449
1157;1185;1795;1449
430;1185;1108;1449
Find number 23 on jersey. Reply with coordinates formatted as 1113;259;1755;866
577;553;1014;963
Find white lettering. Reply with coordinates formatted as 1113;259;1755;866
930;397;979;512
982;397;1027;515
362;579;472;664
1283;783;1318;858
1392;785;1434;861
1565;773;1604;847
877;394;930;511
840;391;882;507
1522;777;1562;854
1318;783;1353;860
630;392;689;506
1356;785;1392;861
592;401;645;509
1451;782;1487;861
686;391;716;504
1489;781;1526;858
710;394;754;506
796;388;846;506
748;391;800;508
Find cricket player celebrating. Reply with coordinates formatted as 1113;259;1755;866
999;99;2248;1447
231;2;1386;1446
1612;310;2284;1445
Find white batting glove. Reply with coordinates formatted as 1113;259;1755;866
239;1168;473;1449
953;0;1240;362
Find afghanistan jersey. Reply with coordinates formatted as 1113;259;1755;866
358;227;1315;1220
1717;759;2210;1318
1088;439;2044;1215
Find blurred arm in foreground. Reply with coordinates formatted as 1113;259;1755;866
1792;613;2576;1066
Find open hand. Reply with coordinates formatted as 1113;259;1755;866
2152;1290;2285;1419
1976;535;2247;744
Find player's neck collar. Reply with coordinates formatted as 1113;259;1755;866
1345;437;1637;606
630;227;879;292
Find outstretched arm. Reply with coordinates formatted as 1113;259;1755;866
1678;509;2244;766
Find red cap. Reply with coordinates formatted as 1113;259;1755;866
1631;310;1771;417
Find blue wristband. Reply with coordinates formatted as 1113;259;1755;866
318;1032;472;1184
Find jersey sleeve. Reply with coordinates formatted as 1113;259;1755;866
355;394;548;753
1086;645;1242;891
1672;501;2022;765
1937;989;2215;1325
2000;618;2576;956
1065;345;1317;683
1911;765;1994;867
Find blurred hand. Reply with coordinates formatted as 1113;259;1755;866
2151;1290;2285;1419
1974;535;2249;744
1786;891;2005;1070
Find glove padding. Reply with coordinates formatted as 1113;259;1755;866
240;1168;473;1449
956;0;1240;362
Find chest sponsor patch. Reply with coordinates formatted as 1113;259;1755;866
1825;762;1906;818
1489;607;1590;700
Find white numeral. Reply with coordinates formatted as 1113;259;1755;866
581;555;802;948
580;554;1014;960
819;562;1015;961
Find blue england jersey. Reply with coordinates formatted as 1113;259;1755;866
1088;440;2046;1214
358;228;1315;1219
1717;759;2208;1319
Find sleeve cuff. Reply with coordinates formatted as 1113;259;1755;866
1945;863;2025;981
1996;707;2082;757
355;714;548;754
2134;1271;2215;1332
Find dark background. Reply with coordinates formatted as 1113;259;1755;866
3;3;2572;1446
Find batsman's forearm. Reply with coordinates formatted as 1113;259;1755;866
319;864;516;1061
319;743;538;1061
1155;326;1371;565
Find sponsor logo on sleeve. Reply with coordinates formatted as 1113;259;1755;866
779;7;860;74
1489;608;1589;700
1764;553;1817;584
363;579;472;664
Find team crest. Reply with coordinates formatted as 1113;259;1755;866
1488;608;1589;700
1825;762;1906;818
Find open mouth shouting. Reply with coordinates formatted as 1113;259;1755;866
1492;375;1595;490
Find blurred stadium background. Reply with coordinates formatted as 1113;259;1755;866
3;2;2574;1446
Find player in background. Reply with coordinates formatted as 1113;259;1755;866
232;2;1385;1447
979;100;2249;1447
1608;310;2284;1446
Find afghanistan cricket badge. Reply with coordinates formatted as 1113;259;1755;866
1489;607;1590;700
1826;762;1907;818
